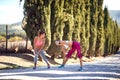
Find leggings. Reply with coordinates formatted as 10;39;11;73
66;41;82;58
34;50;49;64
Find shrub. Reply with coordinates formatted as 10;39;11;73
8;36;23;42
0;36;6;42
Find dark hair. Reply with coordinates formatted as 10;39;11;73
38;30;46;36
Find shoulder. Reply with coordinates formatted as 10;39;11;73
65;41;69;43
35;36;38;39
64;40;70;43
43;38;46;42
64;41;73;45
34;36;38;40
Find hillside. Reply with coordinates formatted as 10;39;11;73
109;10;120;25
0;22;25;35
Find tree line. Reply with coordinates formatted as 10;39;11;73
21;0;120;58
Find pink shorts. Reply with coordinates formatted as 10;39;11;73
66;41;82;58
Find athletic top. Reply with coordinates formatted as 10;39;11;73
63;41;69;49
35;40;43;47
65;41;69;43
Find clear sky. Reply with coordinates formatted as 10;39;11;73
0;0;24;24
0;0;120;24
103;0;120;10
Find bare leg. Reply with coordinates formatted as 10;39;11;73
59;45;75;68
58;57;68;68
78;58;83;71
79;58;82;67
62;57;68;65
61;46;67;62
62;52;66;63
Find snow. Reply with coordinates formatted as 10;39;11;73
0;53;120;80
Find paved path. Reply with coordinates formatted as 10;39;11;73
0;52;120;80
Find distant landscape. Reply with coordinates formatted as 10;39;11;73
0;22;25;35
109;10;120;25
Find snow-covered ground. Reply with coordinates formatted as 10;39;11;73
0;52;120;80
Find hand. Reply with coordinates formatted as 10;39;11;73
31;49;35;54
55;41;60;45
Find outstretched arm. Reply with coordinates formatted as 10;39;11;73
55;41;68;46
61;46;67;54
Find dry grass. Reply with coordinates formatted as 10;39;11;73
0;41;32;53
0;53;43;69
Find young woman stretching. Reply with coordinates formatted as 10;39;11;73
55;41;83;71
33;30;50;69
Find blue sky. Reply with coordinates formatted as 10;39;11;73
0;0;24;24
0;0;120;24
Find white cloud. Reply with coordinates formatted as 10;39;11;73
103;0;120;10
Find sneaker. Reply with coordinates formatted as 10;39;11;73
58;64;64;68
47;65;50;69
33;66;36;70
78;67;82;71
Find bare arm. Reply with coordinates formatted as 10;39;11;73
59;41;69;46
61;46;67;54
33;37;37;50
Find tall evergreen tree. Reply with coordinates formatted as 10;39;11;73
21;0;120;58
63;0;74;40
88;0;98;57
79;0;86;56
47;0;64;58
114;21;120;52
84;0;91;56
72;0;81;42
95;0;105;56
103;6;110;56
22;0;52;49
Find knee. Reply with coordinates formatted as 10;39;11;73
78;54;82;58
34;55;38;62
40;50;46;54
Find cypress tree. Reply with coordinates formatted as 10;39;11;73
72;1;87;56
95;0;105;56
88;0;98;57
63;0;74;40
22;0;52;49
103;6;110;56
79;0;86;56
21;0;120;58
114;21;120;53
47;0;64;58
72;0;81;42
84;0;91;56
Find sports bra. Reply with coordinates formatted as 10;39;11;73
35;40;43;47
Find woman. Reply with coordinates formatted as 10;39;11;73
55;40;83;71
33;30;50;69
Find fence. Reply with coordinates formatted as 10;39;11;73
0;25;32;53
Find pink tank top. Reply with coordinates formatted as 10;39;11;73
35;40;43;47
